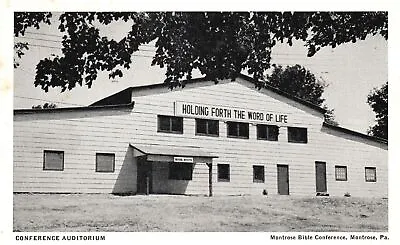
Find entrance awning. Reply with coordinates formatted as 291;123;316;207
130;143;218;161
130;143;216;197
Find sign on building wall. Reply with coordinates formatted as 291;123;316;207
174;101;289;124
173;157;194;163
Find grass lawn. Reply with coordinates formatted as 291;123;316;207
13;194;388;232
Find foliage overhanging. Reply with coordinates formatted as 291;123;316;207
14;12;388;92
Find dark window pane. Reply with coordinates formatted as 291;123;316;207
227;122;238;136
159;116;170;131
171;117;183;132
257;125;267;139
228;122;248;138
196;119;219;136
257;125;279;141
196;119;207;134
207;120;219;135
288;127;307;143
267;126;279;141
253;165;265;183
169;163;193;180
218;164;230;181
238;123;249;138
158;115;183;133
96;153;115;172
43;150;64;171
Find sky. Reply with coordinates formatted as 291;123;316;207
13;12;387;134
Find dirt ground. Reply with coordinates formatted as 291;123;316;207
13;194;388;232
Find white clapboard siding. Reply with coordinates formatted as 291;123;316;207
13;78;387;197
14;108;138;194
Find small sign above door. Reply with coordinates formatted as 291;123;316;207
173;157;194;163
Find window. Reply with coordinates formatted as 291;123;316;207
43;150;64;171
288;127;308;143
196;119;219;136
253;165;265;183
227;121;249;139
96;153;115;172
218;164;230;182
169;163;193;180
158;115;183;134
257;124;279;141
335;165;347;181
365;167;377;182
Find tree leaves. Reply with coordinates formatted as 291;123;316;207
14;12;388;92
32;103;57;109
265;64;338;125
14;12;52;37
367;82;388;139
14;12;52;68
14;42;29;68
303;12;388;57
266;64;326;106
33;12;156;92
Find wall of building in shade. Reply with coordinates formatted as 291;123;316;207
13;77;388;197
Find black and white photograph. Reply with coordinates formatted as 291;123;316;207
1;1;397;243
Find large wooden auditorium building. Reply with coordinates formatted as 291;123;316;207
13;75;388;197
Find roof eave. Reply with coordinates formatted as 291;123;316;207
322;122;388;145
14;101;135;115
